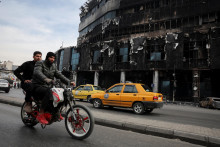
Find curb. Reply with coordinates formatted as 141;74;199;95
0;99;22;107
1;99;220;146
95;117;220;146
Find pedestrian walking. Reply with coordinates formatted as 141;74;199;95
17;82;20;88
14;82;16;89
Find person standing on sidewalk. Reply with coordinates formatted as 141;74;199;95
14;51;42;112
17;82;20;88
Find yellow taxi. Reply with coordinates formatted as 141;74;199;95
72;84;104;102
90;83;163;114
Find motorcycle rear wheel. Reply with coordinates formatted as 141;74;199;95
65;105;94;140
21;102;38;127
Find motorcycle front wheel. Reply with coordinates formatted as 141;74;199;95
65;105;94;140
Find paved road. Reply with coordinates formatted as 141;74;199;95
86;103;220;129
0;103;203;147
0;88;23;98
1;89;220;146
1;89;220;129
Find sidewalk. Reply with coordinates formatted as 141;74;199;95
0;94;220;146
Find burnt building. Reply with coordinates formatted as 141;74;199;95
57;0;220;102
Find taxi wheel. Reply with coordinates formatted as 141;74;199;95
87;96;91;102
133;102;145;114
93;99;103;108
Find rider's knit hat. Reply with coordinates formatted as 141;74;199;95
46;52;56;60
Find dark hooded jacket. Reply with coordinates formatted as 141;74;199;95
32;60;70;87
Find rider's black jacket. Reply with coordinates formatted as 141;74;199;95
14;61;36;82
32;60;70;87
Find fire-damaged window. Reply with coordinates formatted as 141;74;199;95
183;38;208;67
150;52;161;61
93;50;103;64
117;45;129;63
147;41;165;61
59;50;64;71
71;48;80;71
99;0;106;7
79;11;116;37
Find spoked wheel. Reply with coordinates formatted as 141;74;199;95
93;99;103;108
65;105;94;140
133;102;145;114
21;102;38;127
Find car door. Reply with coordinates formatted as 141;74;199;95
103;85;123;106
74;86;84;99
82;86;92;99
120;85;138;107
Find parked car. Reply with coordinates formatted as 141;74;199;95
72;84;104;102
199;97;220;109
0;79;10;93
90;83;163;114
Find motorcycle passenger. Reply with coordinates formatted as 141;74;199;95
32;52;75;124
14;51;42;113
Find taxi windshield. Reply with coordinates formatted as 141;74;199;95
141;84;152;92
93;86;102;90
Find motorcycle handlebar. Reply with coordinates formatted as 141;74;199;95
50;80;73;90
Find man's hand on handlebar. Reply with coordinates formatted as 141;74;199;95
44;78;53;84
45;78;75;86
24;80;31;83
51;80;56;85
70;82;75;87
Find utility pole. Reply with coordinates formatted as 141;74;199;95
172;64;176;102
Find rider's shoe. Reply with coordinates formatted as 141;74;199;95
24;103;32;113
55;112;64;121
59;114;64;120
37;113;48;124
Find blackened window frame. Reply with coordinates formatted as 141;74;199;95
71;48;80;71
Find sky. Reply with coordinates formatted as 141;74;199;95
0;0;87;65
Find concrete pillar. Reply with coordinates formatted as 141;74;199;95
153;70;159;93
72;72;77;86
192;70;200;103
120;71;126;83
94;71;99;86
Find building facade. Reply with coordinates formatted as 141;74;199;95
56;0;220;102
0;61;13;70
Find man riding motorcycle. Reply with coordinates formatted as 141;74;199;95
32;52;75;124
14;51;42;112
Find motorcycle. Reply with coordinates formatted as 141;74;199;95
20;80;94;140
